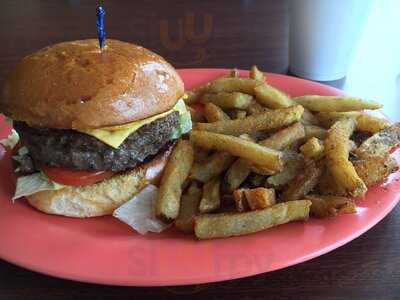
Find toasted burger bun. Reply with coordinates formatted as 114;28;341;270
0;39;184;129
26;149;171;218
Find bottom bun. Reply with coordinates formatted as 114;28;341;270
26;147;173;218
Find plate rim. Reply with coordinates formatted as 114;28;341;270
0;68;399;286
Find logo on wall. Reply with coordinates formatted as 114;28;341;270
160;13;213;65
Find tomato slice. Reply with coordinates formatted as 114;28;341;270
42;166;115;186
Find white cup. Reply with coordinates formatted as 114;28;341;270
289;0;373;81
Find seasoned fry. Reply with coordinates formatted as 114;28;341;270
301;108;320;126
266;155;303;188
348;140;357;152
249;65;265;81
238;134;254;141
194;200;312;239
293;95;382;112
195;105;304;136
316;112;389;133
281;159;324;201
259;122;305;150
244;187;276;210
193;147;209;163
233;189;249;212
203;103;231;122
247;164;275;176
316;168;347;196
324;118;367;197
190;151;234;183
354;154;398;186
201;92;253;109
175;182;202;233
225;159;251;192
187;105;206;122
306;194;356;218
254;83;294;109
190;130;284;171
356;114;390;133
355;123;400;158
246;100;266;115
156;140;194;221
316;111;361;128
199;177;221;213
238;122;305;179
229;109;247;119
185;88;208;104
185;74;233;104
300;137;324;159
304;125;328;140
207;77;261;94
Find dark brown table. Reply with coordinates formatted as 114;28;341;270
0;1;399;299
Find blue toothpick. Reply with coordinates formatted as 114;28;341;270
96;4;106;49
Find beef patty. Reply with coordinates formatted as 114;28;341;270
14;111;179;172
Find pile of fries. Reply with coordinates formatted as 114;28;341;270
155;66;400;240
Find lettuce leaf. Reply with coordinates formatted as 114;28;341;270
170;101;192;139
13;172;65;201
113;184;170;234
0;129;19;149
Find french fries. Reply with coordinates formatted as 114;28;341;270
244;187;276;210
233;189;249;212
225;159;251;192
194;200;312;239
249;65;265;81
259;122;305;150
190;151;234;182
175;182;202;233
187;105;206;122
199;177;221;213
254;83;294;109
356;114;391;133
300;137;324;159
185;88;207;104
203;103;231;122
207;77;261;95
355;123;400;158
266;155;303;188
306;194;356;218
316;112;390;133
201;92;252;109
293;95;382;112
153;66;398;240
301;108;320;125
195;105;304;136
193;147;209;163
316;111;361;128
229;109;247;119
156;140;194;221
304;125;328;140
353;154;398;186
190;130;284;172
324;118;367;197
316;168;347;196
246;100;266;115
282;159;324;201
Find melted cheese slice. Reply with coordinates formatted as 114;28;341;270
78;99;188;148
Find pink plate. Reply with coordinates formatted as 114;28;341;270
0;69;399;286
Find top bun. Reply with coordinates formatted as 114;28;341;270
0;39;184;129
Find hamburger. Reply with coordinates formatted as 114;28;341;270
0;39;191;218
